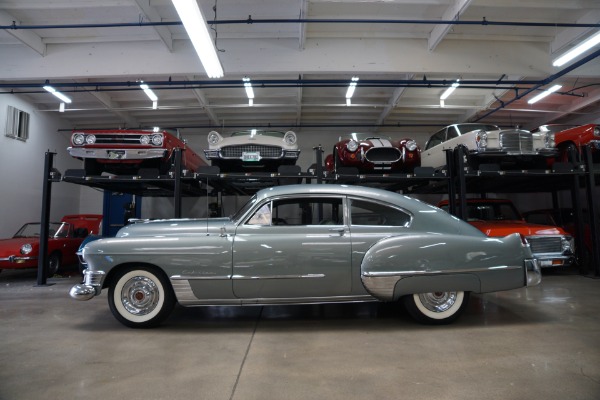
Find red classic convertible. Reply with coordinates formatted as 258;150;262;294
68;128;207;175
0;214;102;275
325;132;421;174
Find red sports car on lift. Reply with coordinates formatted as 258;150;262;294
325;132;421;174
0;214;102;276
533;124;600;162
68;128;207;176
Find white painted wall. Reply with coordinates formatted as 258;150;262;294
0;93;103;238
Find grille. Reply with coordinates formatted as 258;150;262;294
94;134;142;144
528;236;562;253
365;147;402;163
500;131;533;152
221;145;283;159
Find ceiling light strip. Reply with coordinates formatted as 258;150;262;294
43;85;72;103
171;0;224;78
527;84;562;104
440;80;460;100
553;30;600;67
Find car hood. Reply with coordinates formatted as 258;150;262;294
115;217;233;238
468;220;567;237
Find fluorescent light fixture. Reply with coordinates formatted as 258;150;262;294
440;99;445;108
345;76;359;99
346;98;352;106
139;82;158;102
553;30;600;67
172;0;224;78
243;77;254;106
527;84;562;104
43;85;72;104
243;77;254;99
59;102;65;112
440;80;460;100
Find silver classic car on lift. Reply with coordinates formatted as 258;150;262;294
70;185;541;328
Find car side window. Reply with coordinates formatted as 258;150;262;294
446;126;459;140
425;129;446;150
247;203;272;225
350;199;411;227
267;197;343;226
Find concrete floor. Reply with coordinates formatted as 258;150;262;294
1;268;599;400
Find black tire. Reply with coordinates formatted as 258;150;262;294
108;266;176;328
558;142;579;163
47;253;61;276
403;291;470;325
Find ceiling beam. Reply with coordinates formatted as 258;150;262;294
134;0;174;51
428;0;473;52
376;74;414;125
85;90;140;128
299;0;308;50
187;76;220;126
0;10;45;56
551;10;600;55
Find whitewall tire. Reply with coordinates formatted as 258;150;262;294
108;266;175;328
403;291;470;325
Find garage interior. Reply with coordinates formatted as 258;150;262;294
1;1;599;399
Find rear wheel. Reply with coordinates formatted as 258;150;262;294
403;291;470;325
108;266;176;328
47;253;61;276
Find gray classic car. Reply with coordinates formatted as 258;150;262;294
70;185;541;328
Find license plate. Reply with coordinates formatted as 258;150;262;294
242;151;261;162
107;150;126;160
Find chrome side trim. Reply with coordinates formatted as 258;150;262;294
361;275;399;301
171;275;231;280
232;274;325;280
363;265;520;277
242;295;375;306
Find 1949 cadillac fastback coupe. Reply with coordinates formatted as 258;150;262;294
70;185;540;328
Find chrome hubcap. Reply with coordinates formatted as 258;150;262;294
121;276;160;316
418;292;458;313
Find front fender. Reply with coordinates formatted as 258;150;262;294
360;233;531;301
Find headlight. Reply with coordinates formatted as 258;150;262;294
561;237;573;252
85;134;96;144
476;130;487;149
139;135;150;145
405;140;418;152
346;139;358;152
284;131;297;145
208;131;222;145
545;132;555;148
593;127;599;137
72;133;85;146
151;134;163;146
20;244;32;255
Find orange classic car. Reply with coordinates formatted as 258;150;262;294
68;128;207;175
0;214;102;275
438;198;575;268
533;124;600;162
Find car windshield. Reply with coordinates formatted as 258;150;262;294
465;203;521;221
230;194;258;223
13;222;70;238
340;133;392;141
230;130;284;138
455;124;499;134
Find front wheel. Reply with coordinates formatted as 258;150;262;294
403;291;470;325
108;266;176;328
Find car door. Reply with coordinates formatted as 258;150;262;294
422;128;448;168
347;197;413;294
232;195;352;300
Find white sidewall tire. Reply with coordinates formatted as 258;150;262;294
404;291;469;325
109;267;174;328
413;291;464;320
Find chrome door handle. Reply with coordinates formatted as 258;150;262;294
328;228;345;236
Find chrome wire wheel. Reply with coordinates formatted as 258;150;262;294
108;267;175;328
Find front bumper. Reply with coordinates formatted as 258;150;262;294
68;147;167;160
525;258;541;287
0;255;38;268
69;270;106;301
